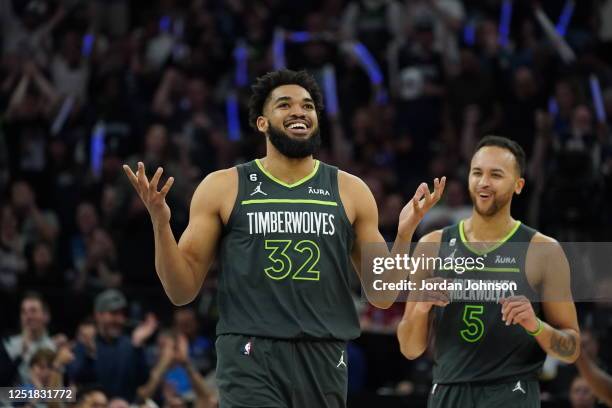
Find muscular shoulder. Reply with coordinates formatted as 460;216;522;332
337;170;376;223
530;231;558;245
190;168;238;222
529;231;563;258
338;170;370;196
419;229;443;243
526;231;565;285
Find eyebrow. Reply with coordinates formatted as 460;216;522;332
472;167;506;173
273;96;315;104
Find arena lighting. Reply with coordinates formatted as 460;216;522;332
287;31;312;43
322;65;339;117
534;7;576;63
463;21;476;47
548;96;559;116
226;91;241;141
589;74;607;123
350;42;383;86
273;28;286;70
498;0;512;47
159;15;171;33
233;40;248;87
51;96;75;136
348;42;387;104
556;0;575;37
81;33;94;57
90;122;105;178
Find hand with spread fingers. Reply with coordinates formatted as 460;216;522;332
500;296;539;332
398;177;446;240
123;162;175;225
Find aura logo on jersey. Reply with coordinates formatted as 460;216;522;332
308;186;330;196
495;255;516;264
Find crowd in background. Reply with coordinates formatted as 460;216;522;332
2;0;612;406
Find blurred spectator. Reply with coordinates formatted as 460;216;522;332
404;0;464;66
3;292;56;385
10;180;60;248
71;202;100;273
4;61;60;184
0;204;27;314
20;241;64;319
447;46;501;134
575;341;612;406
68;289;156;402
75;386;109;408
0;337;18;386
91;0;130;38
340;0;402;64
22;346;73;390
552;80;579;136
172;307;215;375
74;228;122;293
569;375;596;408
138;331;216;408
51;30;90;102
0;0;65;66
108;398;130;408
502;66;544;158
389;14;445;159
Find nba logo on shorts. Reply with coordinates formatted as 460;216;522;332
450;238;456;247
242;341;252;356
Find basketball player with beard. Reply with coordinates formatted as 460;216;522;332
397;136;580;407
123;69;445;407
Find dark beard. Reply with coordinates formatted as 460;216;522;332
267;124;321;158
469;191;509;217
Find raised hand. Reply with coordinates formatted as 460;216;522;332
398;177;446;239
500;296;538;332
132;313;159;347
174;334;190;365
123;162;175;225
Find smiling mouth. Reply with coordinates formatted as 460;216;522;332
284;121;310;135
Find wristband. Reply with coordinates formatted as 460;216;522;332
526;318;544;336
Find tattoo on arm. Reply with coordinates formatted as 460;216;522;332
550;331;577;357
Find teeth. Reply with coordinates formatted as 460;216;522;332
287;123;307;130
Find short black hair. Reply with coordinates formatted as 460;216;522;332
21;291;49;313
474;135;526;177
248;69;324;131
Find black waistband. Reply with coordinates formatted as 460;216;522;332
218;333;346;344
436;372;539;387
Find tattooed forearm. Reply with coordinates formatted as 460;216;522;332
550;331;577;357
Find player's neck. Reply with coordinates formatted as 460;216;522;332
260;151;316;185
465;210;517;243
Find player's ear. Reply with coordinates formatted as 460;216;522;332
256;116;269;133
515;177;525;195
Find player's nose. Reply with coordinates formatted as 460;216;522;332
477;174;491;187
288;104;307;117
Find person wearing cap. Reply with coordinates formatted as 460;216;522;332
67;289;158;402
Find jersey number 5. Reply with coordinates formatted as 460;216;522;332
460;305;485;342
264;240;320;281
